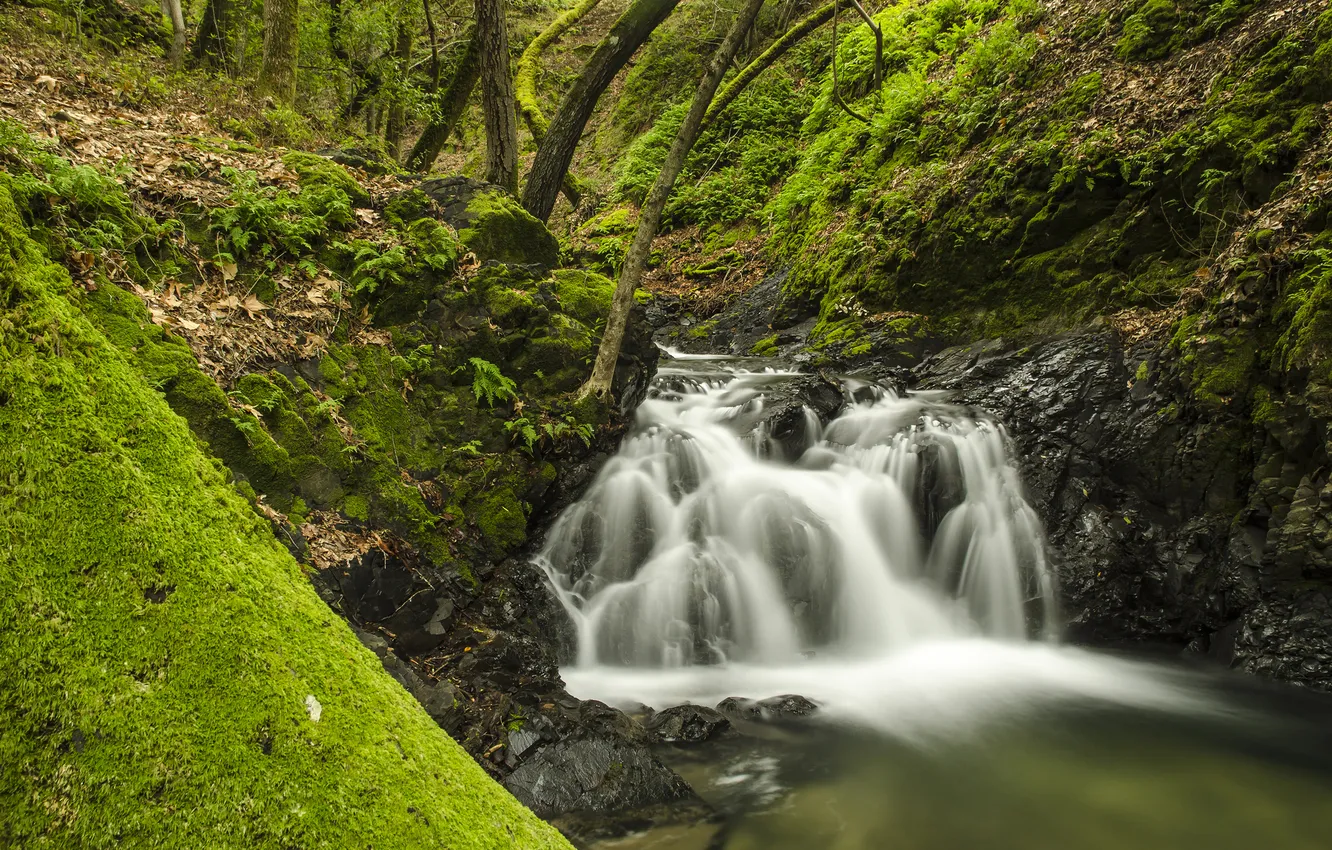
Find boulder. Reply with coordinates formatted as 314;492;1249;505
716;694;820;723
645;704;733;744
414;177;560;268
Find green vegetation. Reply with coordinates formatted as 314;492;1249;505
0;179;570;848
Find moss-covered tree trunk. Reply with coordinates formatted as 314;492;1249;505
260;0;300;104
192;0;243;72
476;0;519;194
580;0;768;398
702;0;836;130
385;21;415;159
520;0;682;222
0;180;573;850
515;0;602;209
405;28;481;173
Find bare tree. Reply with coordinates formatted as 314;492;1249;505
521;0;683;222
160;0;187;69
260;0;300;104
476;0;519;193
580;0;768;399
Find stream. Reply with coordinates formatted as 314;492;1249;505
535;351;1332;848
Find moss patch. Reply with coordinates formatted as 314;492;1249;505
456;190;560;268
0;182;570;849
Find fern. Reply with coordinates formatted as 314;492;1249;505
469;358;517;408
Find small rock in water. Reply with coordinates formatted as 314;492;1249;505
646;704;732;744
716;694;819;723
305;694;322;723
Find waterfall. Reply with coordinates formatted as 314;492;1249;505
536;354;1059;671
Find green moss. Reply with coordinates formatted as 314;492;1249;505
0;182;570;849
342;493;370;521
1116;0;1179;60
472;486;528;555
550;269;615;325
282;151;371;208
751;335;779;356
456;190;560;268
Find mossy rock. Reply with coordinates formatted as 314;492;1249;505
457;191;560;268
550;269;614;325
413;178;559;268
0;181;570;849
283;151;372;208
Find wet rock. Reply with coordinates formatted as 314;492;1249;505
504;701;700;818
716;694;820;722
911;329;1332;688
646;705;733;744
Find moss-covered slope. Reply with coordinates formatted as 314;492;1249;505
0;183;569;847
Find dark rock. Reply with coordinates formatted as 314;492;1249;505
646;705;733;744
716;694;820;722
912;329;1332;688
315;147;394;176
504;733;698;819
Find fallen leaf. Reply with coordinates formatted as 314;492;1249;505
220;261;238;282
241;295;268;316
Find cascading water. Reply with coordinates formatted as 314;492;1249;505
536;350;1214;737
538;354;1056;669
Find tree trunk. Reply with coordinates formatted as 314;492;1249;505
702;0;835;131
521;0;682;222
515;0;602;141
404;29;480;173
476;0;519;194
515;0;602;209
160;0;187;69
385;21;414;159
192;0;241;72
260;0;300;104
579;0;767;400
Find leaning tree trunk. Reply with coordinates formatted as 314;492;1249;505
260;0;300;104
579;0;768;399
515;0;602;209
521;0;682;222
192;0;241;72
161;0;187;68
404;29;480;173
702;0;835;131
476;0;519;194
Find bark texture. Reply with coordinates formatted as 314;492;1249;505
160;0;186;68
260;0;300;104
405;29;481;174
192;0;243;72
521;0;683;222
580;0;768;398
476;0;519;194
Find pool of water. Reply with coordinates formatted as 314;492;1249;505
584;664;1332;850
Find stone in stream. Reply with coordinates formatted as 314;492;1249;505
646;705;734;744
716;694;820;723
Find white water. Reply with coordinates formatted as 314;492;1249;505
536;354;1213;738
